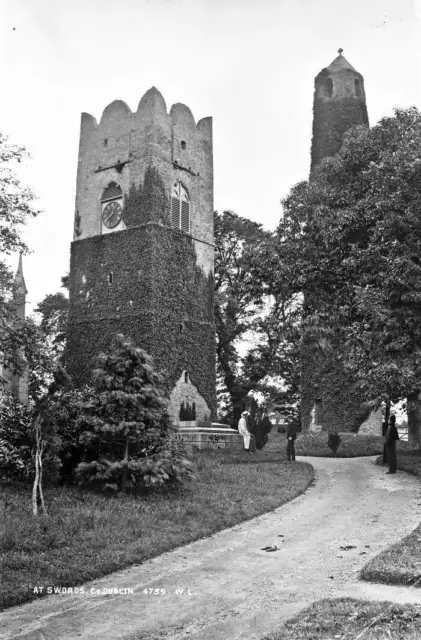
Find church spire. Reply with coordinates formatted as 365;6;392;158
13;253;27;295
13;252;27;320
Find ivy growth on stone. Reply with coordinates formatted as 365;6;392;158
122;165;169;228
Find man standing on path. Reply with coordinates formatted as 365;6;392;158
286;418;298;461
384;414;399;474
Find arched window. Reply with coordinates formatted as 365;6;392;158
101;182;122;203
355;79;362;98
321;77;333;98
171;183;190;233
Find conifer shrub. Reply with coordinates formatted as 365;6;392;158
74;334;193;493
327;430;342;455
0;392;32;481
0;389;63;485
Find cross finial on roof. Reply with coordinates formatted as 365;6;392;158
338;48;343;56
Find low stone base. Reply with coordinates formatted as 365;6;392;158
175;423;243;450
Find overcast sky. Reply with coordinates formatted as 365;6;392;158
1;0;421;313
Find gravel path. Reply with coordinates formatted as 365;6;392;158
1;456;421;640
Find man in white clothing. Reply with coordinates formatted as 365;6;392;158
238;411;256;453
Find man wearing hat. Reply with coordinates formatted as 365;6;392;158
238;411;256;453
384;413;399;474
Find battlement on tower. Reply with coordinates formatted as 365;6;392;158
75;87;213;275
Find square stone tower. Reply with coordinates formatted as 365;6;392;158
66;88;216;424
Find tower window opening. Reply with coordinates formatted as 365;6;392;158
320;77;333;98
355;78;362;98
181;140;186;150
324;77;333;98
101;182;122;202
184;372;189;383
171;182;190;233
108;272;113;285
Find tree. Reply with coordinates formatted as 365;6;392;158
20;277;69;403
0;132;40;378
32;366;71;516
214;210;301;423
0;391;32;482
277;107;421;444
75;334;193;493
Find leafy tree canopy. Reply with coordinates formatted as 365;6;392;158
277;107;421;412
0;132;40;375
215;210;300;423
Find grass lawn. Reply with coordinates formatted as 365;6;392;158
376;440;421;477
360;523;421;588
361;443;421;588
293;432;383;457
263;598;421;639
0;445;313;611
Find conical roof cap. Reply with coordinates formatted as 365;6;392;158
327;51;358;73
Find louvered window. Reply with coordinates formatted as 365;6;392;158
101;182;122;202
171;183;190;233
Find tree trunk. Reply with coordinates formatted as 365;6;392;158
38;450;47;515
384;398;390;430
120;436;129;493
32;450;40;517
407;394;421;446
382;398;390;464
32;416;47;517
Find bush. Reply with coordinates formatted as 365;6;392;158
43;385;95;484
0;392;32;481
254;415;273;450
296;433;383;457
327;430;342;455
75;334;193;493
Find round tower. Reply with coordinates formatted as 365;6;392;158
310;49;369;172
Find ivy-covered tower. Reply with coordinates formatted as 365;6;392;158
66;88;216;424
302;51;381;435
311;49;369;172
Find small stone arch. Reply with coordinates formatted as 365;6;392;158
324;77;333;98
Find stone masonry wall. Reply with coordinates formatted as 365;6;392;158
74;88;213;274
